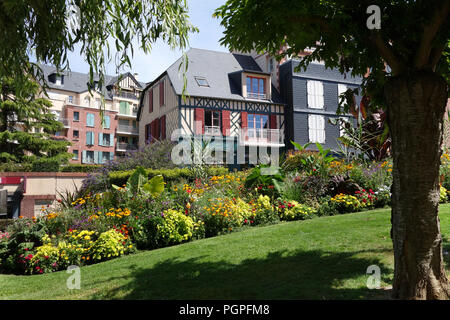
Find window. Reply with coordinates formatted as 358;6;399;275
86;131;94;145
159;80;165;107
55;76;62;86
340;117;349;137
119;101;129;115
307;80;324;109
247;114;268;140
85;151;94;164
86;113;95;127
204;110;221;135
72;150;79;160
195;77;209;87
338;84;347;105
268;58;274;73
73;111;79;121
246;76;266;100
102;152;111;164
73;130;79;139
102;115;110;129
68;96;73;103
95;98;101;108
102;133;111;146
308;115;325;143
84;96;90;107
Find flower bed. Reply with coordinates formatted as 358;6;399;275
7;146;450;276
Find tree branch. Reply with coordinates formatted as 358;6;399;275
414;0;450;68
370;32;405;75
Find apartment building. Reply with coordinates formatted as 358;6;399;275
40;65;144;163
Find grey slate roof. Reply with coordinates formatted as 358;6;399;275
286;59;363;84
39;64;145;100
164;48;283;103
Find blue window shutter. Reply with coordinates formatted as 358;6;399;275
105;116;110;129
87;113;94;126
98;133;103;146
110;134;114;147
109;152;114;161
94;151;99;164
86;132;90;145
82;151;87;163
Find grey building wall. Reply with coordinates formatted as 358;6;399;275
280;59;363;152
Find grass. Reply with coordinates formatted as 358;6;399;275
1;204;450;300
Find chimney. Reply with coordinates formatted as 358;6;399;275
133;73;139;81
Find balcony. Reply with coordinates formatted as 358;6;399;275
204;126;221;136
116;124;139;135
118;109;138;118
58;118;70;128
114;91;140;100
116;143;138;152
246;92;267;100
239;128;284;146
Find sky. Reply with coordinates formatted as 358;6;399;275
65;0;228;84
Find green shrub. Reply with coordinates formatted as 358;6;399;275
0;162;33;172
60;164;101;172
329;193;361;214
248;195;279;225
109;167;229;187
440;185;448;203
158;209;195;245
0;219;14;231
90;229;128;261
31;158;61;172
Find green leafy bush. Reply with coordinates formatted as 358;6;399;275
31;158;61;172
276;200;315;221
158;209;195;245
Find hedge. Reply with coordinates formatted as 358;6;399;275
60;164;102;173
109;167;230;186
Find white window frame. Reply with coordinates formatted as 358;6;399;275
308;114;325;143
339;117;349;137
307;80;324;109
338;84;347;105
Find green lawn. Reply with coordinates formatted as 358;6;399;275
2;205;450;300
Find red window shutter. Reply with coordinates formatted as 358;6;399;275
241;112;248;128
270;114;277;129
241;112;248;141
222;111;230;136
149;89;153;113
194;108;205;134
161;115;166;140
159;81;164;107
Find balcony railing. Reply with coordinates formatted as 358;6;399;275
116;143;138;152
114;91;140;100
239;128;284;146
116;124;138;135
118;109;138;117
246;92;267;100
204;126;222;136
58;118;70;128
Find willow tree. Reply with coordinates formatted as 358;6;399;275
0;0;197;90
215;0;450;299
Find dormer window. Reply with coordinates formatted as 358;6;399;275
246;76;266;100
55;75;62;86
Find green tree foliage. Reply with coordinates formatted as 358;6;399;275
0;0;197;90
0;76;71;163
215;0;450;300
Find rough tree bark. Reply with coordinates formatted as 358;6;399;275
385;71;449;299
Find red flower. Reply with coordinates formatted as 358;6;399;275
45;256;49;259
312;169;317;172
268;185;274;189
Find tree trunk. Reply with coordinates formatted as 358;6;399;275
385;71;449;299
